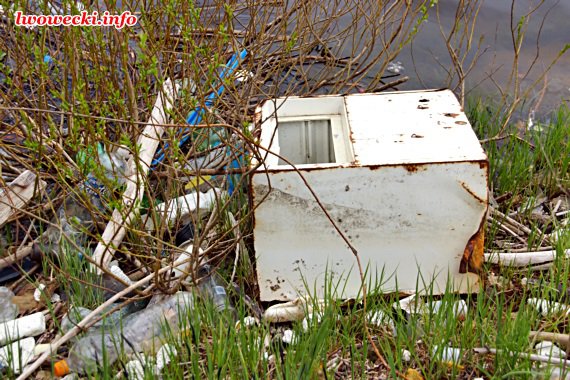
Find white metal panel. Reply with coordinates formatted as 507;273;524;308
252;163;486;301
344;90;487;165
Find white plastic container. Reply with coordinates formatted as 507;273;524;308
0;312;45;345
0;337;35;374
252;89;488;301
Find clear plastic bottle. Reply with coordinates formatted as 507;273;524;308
53;292;193;376
34;144;128;258
0;287;18;323
197;265;236;319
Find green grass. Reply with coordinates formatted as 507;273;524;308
57;104;565;380
1;0;569;377
0;101;560;380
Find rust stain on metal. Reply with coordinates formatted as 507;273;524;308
444;113;460;118
460;181;486;204
417;105;429;110
455;121;467;125
403;164;426;173
459;216;485;274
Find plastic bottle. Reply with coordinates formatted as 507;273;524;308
35;144;128;258
197;264;236;319
0;287;18;323
53;292;193;376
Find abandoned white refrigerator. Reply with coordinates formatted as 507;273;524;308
251;89;488;301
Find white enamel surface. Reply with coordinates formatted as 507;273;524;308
253;90;488;301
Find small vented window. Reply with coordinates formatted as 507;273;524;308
276;115;351;165
277;119;335;165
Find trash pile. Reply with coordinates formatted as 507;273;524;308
0;45;262;377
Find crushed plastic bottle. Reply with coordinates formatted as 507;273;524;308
60;301;144;338
53;292;192;376
34;144;128;258
197;264;236;320
0;287;18;323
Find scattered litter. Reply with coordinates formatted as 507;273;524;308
0;170;46;228
171;244;202;280
0;312;45;345
433;345;463;368
33;283;46;302
429;299;468;320
529;331;570;352
0;337;35;374
198;264;236;319
367;309;397;336
236;316;259;329
34;343;55;356
395;295;467;320
402;349;412;362
282;329;298;345
485;249;570;269
156;344;177;371
54;292;193;376
534;341;566;359
109;264;132;286
0;287;18;322
527;298;570;316
143;188;223;231
124;357;148;380
264;297;323;323
34;143;128;259
301;313;323;332
387;61;405;74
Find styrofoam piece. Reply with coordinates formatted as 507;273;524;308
397;295;420;316
547;368;570;380
528;298;570;316
0;312;46;345
302;313;323;332
156;344;177;371
396;295;467;320
282;329;297;345
236;316;259;330
33;284;46;302
402;349;412;362
252;90;488;301
367;310;397;336
110;264;133;285
125;358;146;380
429;299;468;319
535;341;567;359
0;337;35;374
434;345;462;364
